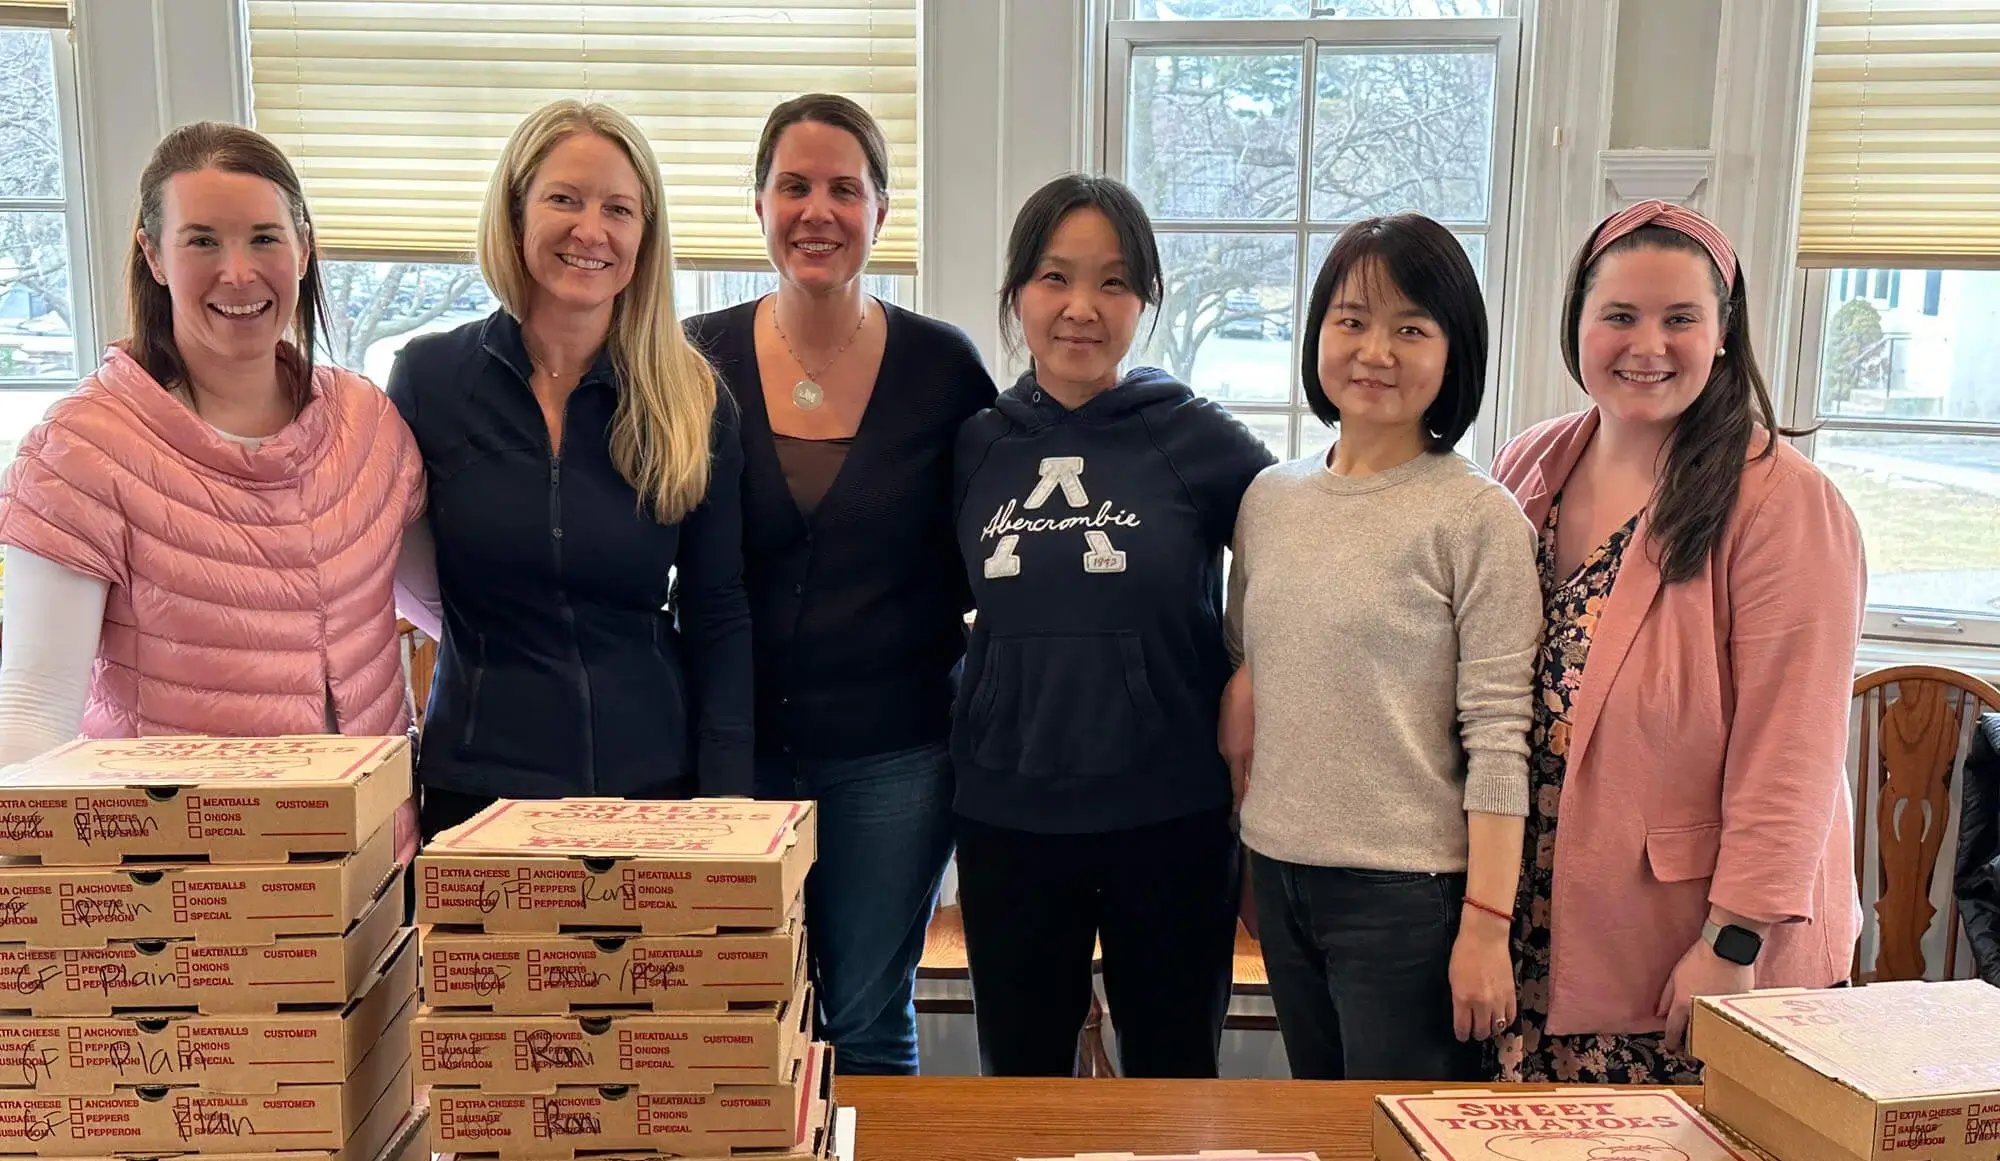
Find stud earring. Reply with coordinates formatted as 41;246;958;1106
1716;347;1726;357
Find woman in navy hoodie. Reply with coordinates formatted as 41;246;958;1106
952;175;1275;1077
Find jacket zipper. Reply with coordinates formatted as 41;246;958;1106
546;408;595;796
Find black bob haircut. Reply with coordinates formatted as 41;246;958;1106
1300;213;1487;451
998;174;1165;356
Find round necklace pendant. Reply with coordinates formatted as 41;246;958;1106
792;379;825;411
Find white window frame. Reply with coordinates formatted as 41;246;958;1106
1788;266;2000;651
0;20;95;396
1100;2;1522;464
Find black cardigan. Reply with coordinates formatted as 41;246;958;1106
687;299;996;760
389;310;753;799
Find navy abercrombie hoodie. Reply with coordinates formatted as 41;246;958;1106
951;367;1277;834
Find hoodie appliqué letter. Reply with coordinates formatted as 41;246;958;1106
981;456;1139;578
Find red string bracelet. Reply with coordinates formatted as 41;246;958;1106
1463;895;1512;923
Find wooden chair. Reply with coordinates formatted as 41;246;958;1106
397;619;438;730
1852;664;2000;983
917;903;1116;1077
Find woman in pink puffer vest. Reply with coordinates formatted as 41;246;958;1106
0;122;422;859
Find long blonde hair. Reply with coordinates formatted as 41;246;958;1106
478;100;717;522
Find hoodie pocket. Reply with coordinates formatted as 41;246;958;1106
963;632;1162;778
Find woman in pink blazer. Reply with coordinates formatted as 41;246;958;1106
1489;201;1865;1084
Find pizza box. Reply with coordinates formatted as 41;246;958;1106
0;817;398;946
1692;980;2000;1161
419;906;805;1013
417;799;814;934
414;976;811;1091
428;1041;831;1159
0;868;406;1015
0;1006;409;1154
1375;1088;1760;1160
0;1085;427;1161
0;736;410;864
0;928;414;1091
1020;1154;1322;1160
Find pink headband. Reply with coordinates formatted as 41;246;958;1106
1584;199;1738;287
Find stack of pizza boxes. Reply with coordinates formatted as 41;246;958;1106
412;798;830;1161
0;735;425;1161
1689;980;2000;1161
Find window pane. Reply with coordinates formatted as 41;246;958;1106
1134;0;1501;15
0;211;74;379
1817;430;2000;618
0;30;61;201
1233;410;1291;459
1814;269;2000;422
1135;232;1297;405
1306;230;1484;290
1134;1;1308;18
320;261;916;382
1310;49;1495;223
319;262;501;381
1127;50;1304;221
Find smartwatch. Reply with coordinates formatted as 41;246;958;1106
1703;919;1764;966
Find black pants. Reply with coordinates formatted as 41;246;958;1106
1249;849;1481;1081
955;808;1238;1078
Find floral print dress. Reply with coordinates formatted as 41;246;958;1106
1494;494;1701;1086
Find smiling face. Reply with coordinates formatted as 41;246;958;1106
756;119;886;295
518;130;646;316
1575;244;1725;431
138;168;306;373
1315;258;1448;438
1014;206;1143;400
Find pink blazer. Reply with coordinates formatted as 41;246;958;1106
1492;409;1865;1035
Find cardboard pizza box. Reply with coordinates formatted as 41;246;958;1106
419;906;805;1013
0;1009;409;1154
0;817;398;947
1019;1154;1322;1160
417;799;814;935
414;976;811;1091
0;868;406;1016
0;1090;429;1161
0;928;414;1091
0;737;410;864
1692;980;2000;1161
1375;1088;1760;1161
428;1041;831;1159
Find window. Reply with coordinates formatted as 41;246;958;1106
248;1;921;375
0;3;88;476
1793;1;2000;646
322;261;911;384
1104;0;1518;462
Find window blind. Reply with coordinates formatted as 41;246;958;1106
1800;0;2000;267
247;1;919;271
0;2;69;29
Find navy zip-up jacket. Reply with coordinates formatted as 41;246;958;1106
388;309;752;800
951;367;1275;833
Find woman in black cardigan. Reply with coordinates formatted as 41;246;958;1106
685;94;996;1076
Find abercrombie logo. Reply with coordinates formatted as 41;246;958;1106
982;457;1140;578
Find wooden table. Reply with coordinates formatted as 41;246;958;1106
842;1078;1703;1160
843;1077;1428;1160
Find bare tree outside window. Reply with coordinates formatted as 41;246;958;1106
0;28;76;381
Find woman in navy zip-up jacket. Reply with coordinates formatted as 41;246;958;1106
390;100;752;834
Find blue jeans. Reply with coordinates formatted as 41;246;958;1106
756;741;954;1075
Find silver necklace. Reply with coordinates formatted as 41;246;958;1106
772;301;867;411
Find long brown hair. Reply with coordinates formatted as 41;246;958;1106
1560;224;1806;585
126;122;324;407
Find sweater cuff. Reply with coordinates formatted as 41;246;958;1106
1463;749;1530;817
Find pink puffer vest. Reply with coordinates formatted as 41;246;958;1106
0;346;424;741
